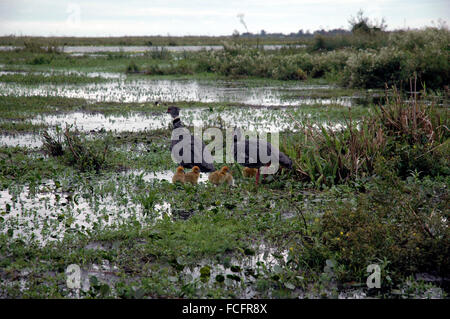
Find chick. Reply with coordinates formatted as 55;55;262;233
184;166;200;185
172;166;185;184
243;167;258;178
209;166;233;186
224;171;234;186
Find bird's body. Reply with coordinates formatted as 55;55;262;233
168;106;215;173
224;171;234;186
233;129;292;184
184;166;200;185
243;167;258;178
172;166;185;184
208;166;233;186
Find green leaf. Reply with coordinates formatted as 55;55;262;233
99;284;110;297
215;274;225;283
273;265;283;274
284;282;296;290
200;265;211;278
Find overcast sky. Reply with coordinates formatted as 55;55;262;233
0;0;448;37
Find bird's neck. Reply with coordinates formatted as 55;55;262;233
172;117;183;129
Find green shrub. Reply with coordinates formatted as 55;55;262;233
126;61;140;73
29;55;53;65
318;177;449;283
342;47;409;88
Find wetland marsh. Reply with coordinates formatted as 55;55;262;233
0;32;448;299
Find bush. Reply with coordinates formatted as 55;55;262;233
29;55;53;65
342;28;449;89
342;47;409;88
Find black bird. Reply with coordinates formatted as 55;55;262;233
167;106;215;172
233;128;292;185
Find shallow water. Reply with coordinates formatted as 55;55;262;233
31;111;170;132
0;79;352;107
0;133;43;148
0;168;216;244
0;173;176;245
29;107;345;134
182;243;289;298
0;45;305;53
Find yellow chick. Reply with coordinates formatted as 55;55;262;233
243;167;258;178
184;166;200;185
172;166;185;184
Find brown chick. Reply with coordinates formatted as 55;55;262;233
209;166;233;185
224;171;234;186
184;166;200;185
243;167;258;178
172;166;185;184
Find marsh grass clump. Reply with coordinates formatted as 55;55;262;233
145;46;172;60
284;117;386;187
63;128;110;172
284;88;449;187
376;87;449;178
42;127;111;172
42;129;64;156
126;61;140;73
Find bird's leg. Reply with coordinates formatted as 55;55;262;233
262;162;270;182
255;168;260;185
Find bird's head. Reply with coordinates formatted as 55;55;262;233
192;166;200;174
220;166;229;173
176;166;185;173
167;106;180;118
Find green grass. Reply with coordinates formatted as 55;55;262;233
0;73;108;85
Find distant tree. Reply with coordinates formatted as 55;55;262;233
260;29;266;36
232;30;240;38
349;10;387;34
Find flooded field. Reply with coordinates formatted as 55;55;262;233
0;45;447;300
0;77;357;106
